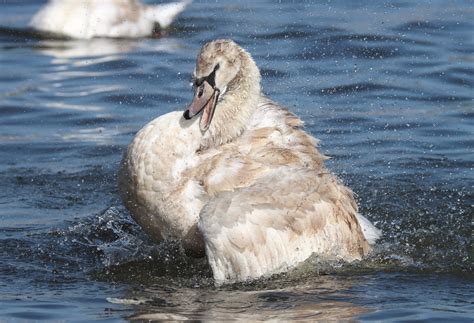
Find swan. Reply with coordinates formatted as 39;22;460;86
30;0;191;39
119;39;381;284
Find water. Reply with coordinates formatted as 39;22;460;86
0;0;472;321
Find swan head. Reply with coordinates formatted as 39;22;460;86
183;39;261;143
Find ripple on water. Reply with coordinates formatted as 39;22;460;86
314;82;407;96
393;20;474;34
103;92;181;107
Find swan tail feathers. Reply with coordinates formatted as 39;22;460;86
355;213;381;245
145;0;191;29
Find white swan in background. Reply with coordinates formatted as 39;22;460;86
119;39;381;284
30;0;191;39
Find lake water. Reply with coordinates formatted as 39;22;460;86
0;0;472;321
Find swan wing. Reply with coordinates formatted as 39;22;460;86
198;170;369;285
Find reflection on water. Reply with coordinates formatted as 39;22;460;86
0;0;472;321
122;276;369;321
34;37;183;61
35;39;139;60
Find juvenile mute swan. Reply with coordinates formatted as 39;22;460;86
119;39;380;284
30;0;191;39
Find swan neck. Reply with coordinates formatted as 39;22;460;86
203;51;261;147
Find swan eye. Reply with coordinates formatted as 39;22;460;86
198;85;204;97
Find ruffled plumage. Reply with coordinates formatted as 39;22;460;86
119;39;380;284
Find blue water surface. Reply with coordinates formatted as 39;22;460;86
0;0;472;321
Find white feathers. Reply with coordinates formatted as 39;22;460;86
144;0;192;29
198;170;370;285
119;40;381;285
118;112;203;240
355;213;382;245
120;103;381;284
30;0;191;39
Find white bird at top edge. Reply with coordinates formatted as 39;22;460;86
30;0;191;39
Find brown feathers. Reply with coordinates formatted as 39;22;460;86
119;40;376;284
